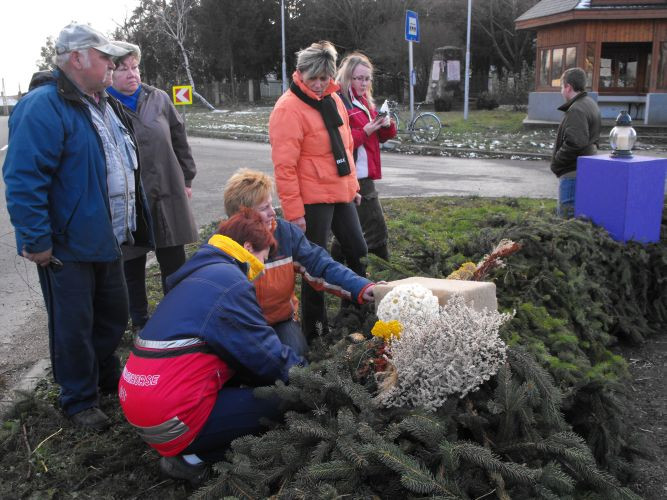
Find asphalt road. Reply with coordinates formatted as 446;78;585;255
0;120;555;393
186;136;555;229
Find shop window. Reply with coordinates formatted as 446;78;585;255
600;42;651;93
538;45;577;89
551;48;564;87
539;49;551;87
585;43;595;89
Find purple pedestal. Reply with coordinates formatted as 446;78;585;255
574;154;667;243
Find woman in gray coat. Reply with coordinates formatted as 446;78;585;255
108;42;198;330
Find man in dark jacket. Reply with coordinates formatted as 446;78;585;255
551;67;601;218
2;23;152;431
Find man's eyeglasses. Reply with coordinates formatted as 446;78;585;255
352;76;373;82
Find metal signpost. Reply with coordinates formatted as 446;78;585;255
281;0;287;93
405;10;420;124
464;0;472;120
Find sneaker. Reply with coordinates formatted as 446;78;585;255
159;455;210;487
69;407;110;431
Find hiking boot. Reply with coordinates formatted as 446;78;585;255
69;407;110;431
159;455;211;487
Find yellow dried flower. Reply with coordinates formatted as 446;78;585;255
447;261;477;280
371;320;403;342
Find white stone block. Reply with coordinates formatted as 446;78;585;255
374;277;497;312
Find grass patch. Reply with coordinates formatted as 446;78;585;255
392;108;526;134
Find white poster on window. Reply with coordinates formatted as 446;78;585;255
447;60;461;81
431;60;442;81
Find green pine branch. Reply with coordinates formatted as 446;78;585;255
398;411;449;448
370;442;460;497
456;440;538;485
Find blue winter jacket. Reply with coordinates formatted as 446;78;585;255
143;242;306;384
2;70;153;261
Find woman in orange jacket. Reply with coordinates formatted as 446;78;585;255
269;41;368;339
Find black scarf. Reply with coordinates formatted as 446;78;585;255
289;81;351;176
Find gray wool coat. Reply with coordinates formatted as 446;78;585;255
121;85;198;259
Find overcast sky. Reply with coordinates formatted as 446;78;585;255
1;0;140;96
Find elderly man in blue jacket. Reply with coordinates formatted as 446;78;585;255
2;23;153;431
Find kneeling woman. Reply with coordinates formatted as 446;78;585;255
118;209;305;484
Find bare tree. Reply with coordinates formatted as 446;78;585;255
154;0;216;110
473;0;538;74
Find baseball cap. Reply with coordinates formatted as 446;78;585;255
55;23;129;57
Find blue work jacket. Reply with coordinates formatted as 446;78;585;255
2;70;153;261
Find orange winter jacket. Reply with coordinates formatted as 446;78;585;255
269;72;359;221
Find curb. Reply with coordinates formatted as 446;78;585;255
187;129;270;144
0;358;51;419
185;128;551;161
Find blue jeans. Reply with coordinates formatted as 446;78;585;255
557;176;576;218
182;387;282;462
272;319;308;357
37;259;128;415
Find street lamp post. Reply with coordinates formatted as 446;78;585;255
281;0;287;93
463;0;472;120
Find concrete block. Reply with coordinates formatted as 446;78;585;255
374;277;497;313
575;155;667;243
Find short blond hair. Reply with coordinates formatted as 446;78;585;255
296;41;337;79
223;168;274;216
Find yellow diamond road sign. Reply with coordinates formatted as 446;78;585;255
172;85;193;105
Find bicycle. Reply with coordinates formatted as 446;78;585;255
386;100;442;143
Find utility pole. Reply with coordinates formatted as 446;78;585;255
281;0;287;93
464;0;472;120
1;79;8;117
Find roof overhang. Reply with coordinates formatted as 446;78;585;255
516;8;667;30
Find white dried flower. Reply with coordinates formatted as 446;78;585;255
376;294;512;412
376;283;439;324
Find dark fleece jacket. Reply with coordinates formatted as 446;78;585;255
551;91;601;177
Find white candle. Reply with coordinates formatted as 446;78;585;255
615;133;630;150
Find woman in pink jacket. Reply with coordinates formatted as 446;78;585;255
334;52;397;261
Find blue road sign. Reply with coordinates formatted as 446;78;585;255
405;10;420;42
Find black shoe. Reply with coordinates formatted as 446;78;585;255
159;455;210;487
69;407;110;431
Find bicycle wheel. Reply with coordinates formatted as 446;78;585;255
410;113;441;143
390;111;400;133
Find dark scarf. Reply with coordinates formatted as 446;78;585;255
289;81;351;176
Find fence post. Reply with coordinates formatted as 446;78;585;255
213;81;220;106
